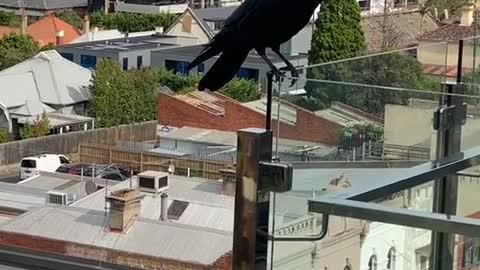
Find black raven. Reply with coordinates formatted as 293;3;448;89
187;0;322;91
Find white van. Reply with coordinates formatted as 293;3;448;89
19;154;70;180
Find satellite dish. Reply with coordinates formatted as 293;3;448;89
85;180;97;195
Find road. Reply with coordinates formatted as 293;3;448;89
0;173;20;183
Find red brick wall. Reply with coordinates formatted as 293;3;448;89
0;231;232;270
158;93;342;145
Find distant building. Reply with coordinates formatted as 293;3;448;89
56;33;198;70
157;91;380;146
151;44;308;91
0;0;88;17
0;50;93;137
417;3;477;82
165;6;313;56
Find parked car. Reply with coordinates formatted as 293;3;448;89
84;165;130;181
55;163;90;175
20;154;70;179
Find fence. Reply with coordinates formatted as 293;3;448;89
79;144;231;180
0;121;157;166
323;142;430;161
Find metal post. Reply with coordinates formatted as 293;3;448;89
430;84;465;270
232;128;272;270
266;72;273;130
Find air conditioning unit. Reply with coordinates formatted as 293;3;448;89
137;170;169;194
46;191;75;205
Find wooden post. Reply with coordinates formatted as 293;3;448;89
203;161;206;178
109;147;112;164
140;152;144;172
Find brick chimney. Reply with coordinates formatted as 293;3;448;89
219;168;236;196
106;189;144;232
83;15;90;34
56;30;65;45
460;2;475;26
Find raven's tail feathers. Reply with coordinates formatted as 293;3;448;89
198;48;250;91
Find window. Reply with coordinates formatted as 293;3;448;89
122;57;129;70
80;55;97;69
394;0;405;7
198;63;205;74
237;67;259;81
358;0;370;11
165;60;190;75
407;0;417;6
59;156;70;164
420;255;428;270
465;243;474;267
368;255;377;270
387;248;396;269
60;53;74;61
21;159;36;168
137;56;143;69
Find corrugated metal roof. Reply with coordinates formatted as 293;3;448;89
0;50;91;106
72;175;235;231
0;73;40;109
243;99;297;125
0;182;46;211
0;206;232;266
0;0;87;10
9;99;55;117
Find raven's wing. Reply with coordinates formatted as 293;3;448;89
187;0;272;71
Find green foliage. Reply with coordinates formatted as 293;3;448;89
221;78;260;102
155;68;200;92
54;9;83;30
90;11;177;32
20;112;51;139
293;93;328;111
90;59;159;127
323;53;441;115
420;0;468;20
0;128;9;143
0;10;20;27
0;33;40;70
308;0;366;65
339;123;384;141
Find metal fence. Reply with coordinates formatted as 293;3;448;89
0;121;157;166
79;144;232;180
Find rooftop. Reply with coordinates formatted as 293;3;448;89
419;23;475;42
0;205;232;266
59;34;188;53
71;29;157;43
362;11;438;52
314;102;383;127
72;174;234;231
25;15;81;46
152;44;307;64
0;182;46;212
0;0;87;10
0;50;91;107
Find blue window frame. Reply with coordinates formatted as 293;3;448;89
122;57;129;70
237;67;259;81
165;60;190;76
80;55;97;69
60;53;74;62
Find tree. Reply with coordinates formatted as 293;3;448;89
0;10;20;27
54;9;83;30
155;68;200;92
308;0;366;65
222;78;261;102
90;12;177;33
90;59;159;127
322;52;441;116
0;33;40;70
20;112;50;139
303;0;367;111
0;128;9;143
